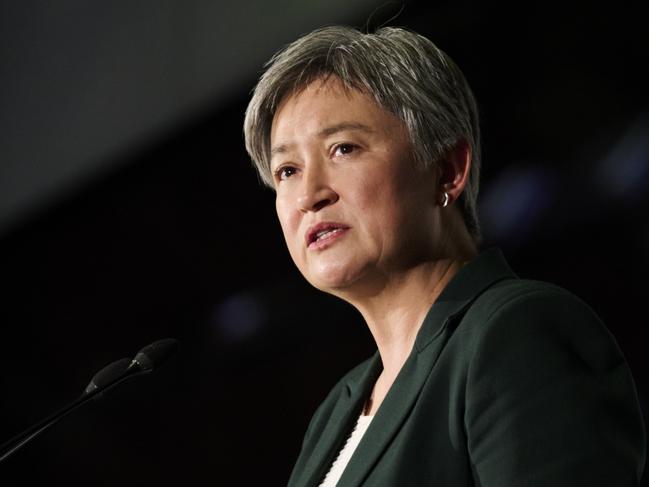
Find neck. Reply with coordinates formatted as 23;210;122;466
346;257;468;379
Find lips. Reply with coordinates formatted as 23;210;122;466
306;222;350;248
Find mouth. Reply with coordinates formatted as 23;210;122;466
306;222;350;248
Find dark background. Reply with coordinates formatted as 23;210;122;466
1;1;647;485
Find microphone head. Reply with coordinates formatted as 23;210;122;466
132;338;179;372
85;357;132;394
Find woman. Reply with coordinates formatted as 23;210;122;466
244;26;645;486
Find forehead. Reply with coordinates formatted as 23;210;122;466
275;76;359;117
270;77;405;147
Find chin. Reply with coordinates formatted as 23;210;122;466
305;261;364;293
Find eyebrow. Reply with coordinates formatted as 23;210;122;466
270;122;374;157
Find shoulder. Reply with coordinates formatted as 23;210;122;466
456;279;646;484
458;278;622;367
452;277;637;418
468;277;599;323
441;277;634;404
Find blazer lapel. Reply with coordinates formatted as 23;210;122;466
336;314;453;487
295;354;382;487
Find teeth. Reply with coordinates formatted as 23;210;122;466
315;228;341;241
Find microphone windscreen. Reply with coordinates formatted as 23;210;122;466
132;338;179;372
85;357;132;394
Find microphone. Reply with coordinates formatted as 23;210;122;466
83;339;178;395
130;338;178;372
84;357;132;395
0;338;178;464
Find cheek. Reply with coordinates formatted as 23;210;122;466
354;167;431;245
351;166;410;220
275;198;302;254
345;170;386;210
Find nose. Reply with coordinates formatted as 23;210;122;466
297;164;338;213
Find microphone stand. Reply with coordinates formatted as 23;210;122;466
0;365;148;464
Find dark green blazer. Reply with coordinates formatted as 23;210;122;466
287;249;646;486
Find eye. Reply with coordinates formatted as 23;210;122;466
332;143;358;157
274;165;297;181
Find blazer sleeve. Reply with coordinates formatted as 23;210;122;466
464;287;646;486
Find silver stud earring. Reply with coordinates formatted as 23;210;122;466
442;192;449;208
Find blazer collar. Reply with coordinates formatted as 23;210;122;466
415;247;517;352
298;353;382;487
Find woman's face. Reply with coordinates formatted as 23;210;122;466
270;77;441;295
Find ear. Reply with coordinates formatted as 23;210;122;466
437;139;471;207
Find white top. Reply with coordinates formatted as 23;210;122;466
318;414;374;487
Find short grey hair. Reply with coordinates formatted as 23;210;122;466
243;25;482;241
